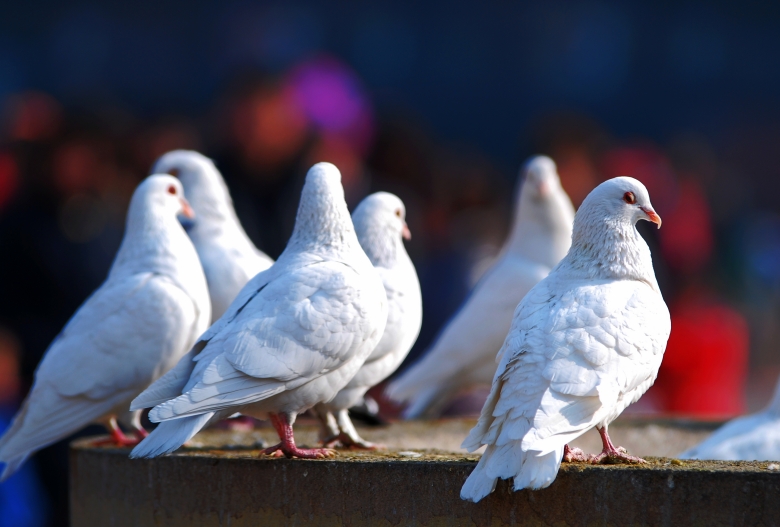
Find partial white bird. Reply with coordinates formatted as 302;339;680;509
314;192;422;449
130;162;387;460
460;177;671;503
386;156;574;418
153;150;274;322
0;175;210;481
680;378;780;461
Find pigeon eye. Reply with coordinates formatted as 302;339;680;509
623;192;636;205
395;209;402;218
167;168;180;177
167;185;177;195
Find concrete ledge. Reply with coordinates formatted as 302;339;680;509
70;421;780;526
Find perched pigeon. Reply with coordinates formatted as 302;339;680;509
314;192;422;449
130;162;387;460
680;378;780;461
387;156;574;418
153;150;274;322
460;177;670;503
0;175;210;480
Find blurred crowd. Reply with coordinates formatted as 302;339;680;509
1;4;780;524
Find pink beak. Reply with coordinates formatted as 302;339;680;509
402;223;411;240
640;207;662;229
180;198;195;219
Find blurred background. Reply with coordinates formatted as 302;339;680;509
1;1;780;525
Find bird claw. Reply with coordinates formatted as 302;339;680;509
91;433;143;447
321;432;383;450
562;444;588;462
590;447;646;465
261;443;336;459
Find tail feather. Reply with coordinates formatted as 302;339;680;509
460;456;498;503
460;440;562;503
511;448;562;491
398;385;454;420
0;395;119;481
130;413;213;459
0;454;29;482
131;346;200;411
385;352;449;403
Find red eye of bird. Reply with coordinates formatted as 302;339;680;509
167;185;177;195
623;191;636;204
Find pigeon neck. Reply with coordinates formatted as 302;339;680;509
357;226;405;269
284;196;359;257
563;215;658;289
503;193;573;268
111;204;195;279
187;198;253;250
183;175;246;240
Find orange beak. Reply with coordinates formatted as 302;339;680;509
640;207;662;229
402;223;412;240
180;198;195;219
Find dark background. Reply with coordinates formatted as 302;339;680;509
1;2;779;525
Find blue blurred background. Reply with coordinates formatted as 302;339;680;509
1;1;780;525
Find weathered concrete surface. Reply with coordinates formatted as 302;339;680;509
71;419;780;527
183;416;720;457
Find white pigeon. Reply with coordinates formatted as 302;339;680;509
153;150;274;322
679;378;780;461
129;162;388;460
0;175;210;480
314;192;422;449
386;156;574;418
460;177;671;503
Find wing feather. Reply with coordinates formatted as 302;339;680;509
149;260;383;421
467;277;670;455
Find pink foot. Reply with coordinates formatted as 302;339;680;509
261;412;336;459
590;426;646;465
261;443;335;459
91;424;143;447
323;433;382;450
562;444;588;462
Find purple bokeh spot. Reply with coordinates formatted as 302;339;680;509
288;56;371;134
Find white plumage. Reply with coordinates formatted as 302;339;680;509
0;175;210;480
386;156;574;418
680;379;780;461
130;162;387;460
153;150;273;322
314;192;422;448
460;176;671;503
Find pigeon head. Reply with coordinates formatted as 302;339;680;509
151;150;234;226
506;156;575;267
134;174;194;221
520;156;559;201
112;175;197;276
565;176;661;285
580;177;661;230
286;162;358;253
352;192;411;267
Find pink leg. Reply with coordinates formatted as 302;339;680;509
92;417;144;447
562;444;588;462
590;425;646;464
260;413;336;459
